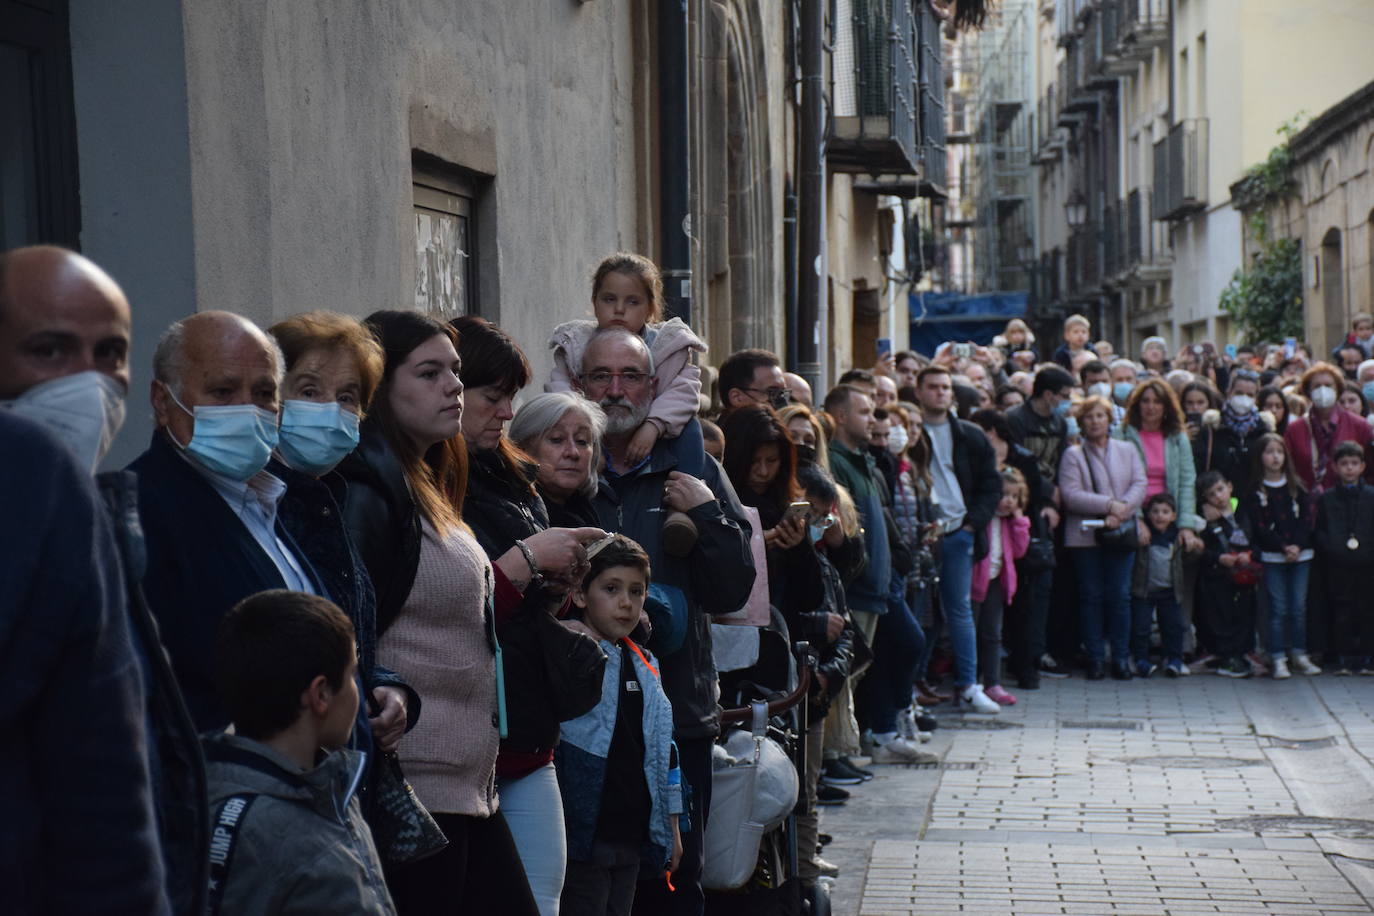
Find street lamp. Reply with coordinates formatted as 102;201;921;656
1064;191;1088;231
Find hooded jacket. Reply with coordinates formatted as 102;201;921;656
203;733;395;915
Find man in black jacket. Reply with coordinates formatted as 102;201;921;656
0;245;205;914
916;366;1002;712
577;327;755;916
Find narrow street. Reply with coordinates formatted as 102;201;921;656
821;676;1374;914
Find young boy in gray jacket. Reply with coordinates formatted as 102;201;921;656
203;590;395;915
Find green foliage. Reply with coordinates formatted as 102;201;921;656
1219;237;1304;345
1221;114;1307;344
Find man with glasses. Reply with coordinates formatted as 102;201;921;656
575;327;755;916
717;348;788;416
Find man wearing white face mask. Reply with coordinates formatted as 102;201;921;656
131;311;326;732
0;244;197;915
1284;360;1374;495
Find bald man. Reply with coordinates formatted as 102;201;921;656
130;311;325;731
784;370;813;408
0;245;183;914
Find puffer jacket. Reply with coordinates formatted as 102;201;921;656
202;733;395;915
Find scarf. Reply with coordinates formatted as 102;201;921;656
1221;402;1262;438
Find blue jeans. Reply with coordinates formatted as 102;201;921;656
1265;560;1311;656
864;575;927;732
1072;547;1135;663
497;763;566;916
1131;590;1184;662
939;528;977;688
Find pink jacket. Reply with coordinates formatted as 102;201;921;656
1058;439;1147;548
971;514;1030;603
546;317;707;438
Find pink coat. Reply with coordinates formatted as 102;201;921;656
547;317;706;438
1058;439;1148;548
972;514;1030;603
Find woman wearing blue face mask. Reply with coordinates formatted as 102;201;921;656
266;312;420;790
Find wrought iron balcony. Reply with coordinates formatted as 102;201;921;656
1123;186;1173;278
1152;119;1209;221
830;0;919;175
1112;0;1169;62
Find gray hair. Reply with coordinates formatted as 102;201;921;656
583;326;656;377
1358;358;1374;382
509;392;608;498
152;315;285;398
1108;358;1140;376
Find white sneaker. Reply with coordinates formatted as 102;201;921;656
1290;652;1322;676
1272;657;1291;680
960;684;1001;714
869;736;939;765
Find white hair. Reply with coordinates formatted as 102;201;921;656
1358;359;1374;382
152;315;285;398
509;392;608;498
1109;358;1140;375
584;326;656;376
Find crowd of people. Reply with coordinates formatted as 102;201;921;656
6;241;1374;916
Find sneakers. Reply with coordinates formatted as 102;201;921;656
1217;656;1252;678
869;736;940;765
1188;653;1219;675
1332;666;1353;677
820;758;864;786
824;756;873;784
959;684;1001;714
1039;654;1072;678
1359;668;1374;677
896;708;933;744
1163;658;1190;678
1290;652;1322;676
914;713;939;733
1111;661;1133;681
985;685;1017;705
1245;651;1271;678
816;784;849;805
1271;657;1291;680
1135;659;1158;679
812;856;840;878
661;510;699;557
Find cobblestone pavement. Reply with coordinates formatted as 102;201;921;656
819;674;1374;915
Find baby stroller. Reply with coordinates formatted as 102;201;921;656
703;609;829;916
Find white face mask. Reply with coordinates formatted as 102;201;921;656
1;371;127;472
1228;394;1255;414
1088;382;1111;400
1310;385;1337;409
887;424;909;455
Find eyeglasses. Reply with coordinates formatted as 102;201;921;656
743;386;791;407
581;370;650;388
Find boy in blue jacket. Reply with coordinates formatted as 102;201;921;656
556;535;683;916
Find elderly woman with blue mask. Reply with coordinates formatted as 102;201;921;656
267;311;418;758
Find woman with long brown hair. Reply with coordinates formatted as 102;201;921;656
1116;377;1204;552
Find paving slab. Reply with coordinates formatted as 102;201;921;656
818;675;1374;916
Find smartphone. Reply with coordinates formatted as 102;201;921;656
1225;344;1237;359
1284;337;1297;358
876;337;893;361
954;342;973;359
783;501;812;525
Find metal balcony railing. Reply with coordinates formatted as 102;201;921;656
1152;119;1209;221
1127;187;1146;264
916;0;947;196
830;0;919;175
1113;0;1169;60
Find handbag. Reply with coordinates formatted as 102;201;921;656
368;751;449;865
1020;513;1057;573
1083;444;1140;551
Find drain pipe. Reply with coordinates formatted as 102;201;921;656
659;0;692;325
784;174;799;371
797;0;825;394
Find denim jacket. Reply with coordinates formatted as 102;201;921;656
555;640;681;868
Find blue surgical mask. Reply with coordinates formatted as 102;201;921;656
1362;381;1374;406
1053;399;1071;417
278;400;361;476
1113;381;1135;404
166;384;279;481
808;523;827;545
1065;416;1081;438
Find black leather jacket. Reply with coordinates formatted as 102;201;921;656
336;422;421;636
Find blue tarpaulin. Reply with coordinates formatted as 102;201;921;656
908;291;1027;357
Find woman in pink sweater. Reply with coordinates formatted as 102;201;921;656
971;468;1031;705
